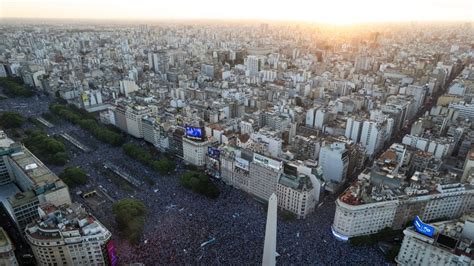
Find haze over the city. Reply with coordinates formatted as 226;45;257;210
0;0;473;265
1;0;473;23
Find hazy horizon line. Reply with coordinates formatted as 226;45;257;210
1;16;473;26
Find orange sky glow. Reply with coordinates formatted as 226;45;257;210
1;0;473;24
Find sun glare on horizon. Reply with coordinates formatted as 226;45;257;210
1;0;473;23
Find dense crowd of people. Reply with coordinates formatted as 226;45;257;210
2;94;387;265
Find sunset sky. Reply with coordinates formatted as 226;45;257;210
1;0;473;24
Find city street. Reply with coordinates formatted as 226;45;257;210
1;94;388;264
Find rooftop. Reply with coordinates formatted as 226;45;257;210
339;168;469;206
9;145;63;189
9;190;38;208
279;173;313;191
406;214;474;259
26;203;110;242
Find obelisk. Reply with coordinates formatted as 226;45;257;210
262;193;277;266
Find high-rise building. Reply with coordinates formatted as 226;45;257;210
314;109;329;129
449;102;474;121
25;203;114;266
249;130;282;158
152;50;169;74
319;142;349;188
345;117;363;143
221;147;251;192
305;107;318;128
141;115;161;147
397;214;474;265
332;170;474;240
462;148;474;182
276;171;317;219
112;103;152;138
182;137;210;167
201;63;215;78
168;127;184;159
0;131;71;231
360;121;386;158
245;55;259;77
248;153;282;202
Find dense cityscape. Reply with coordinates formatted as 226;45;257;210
0;16;473;266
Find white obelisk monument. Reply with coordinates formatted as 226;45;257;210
262;193;277;266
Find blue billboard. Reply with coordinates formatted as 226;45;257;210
414;216;435;237
208;147;220;159
185;126;203;140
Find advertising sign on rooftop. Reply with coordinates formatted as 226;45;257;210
208;147;220;159
414;216;435;238
235;157;249;171
253;153;281;170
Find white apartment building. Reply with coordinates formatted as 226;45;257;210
319;142;349;184
26;203;113;266
305;107;317;128
345;117;363;143
182;137;210;167
0;133;71;230
462;148;474;182
397;215;474;265
449;102;474;121
119;79;140;96
113;104;152;139
402;134;453;159
240;120;255;135
332;173;474;240
314;109;329;129
360;121;384;158
245;55;259;77
141;116;161;147
249;130;282;158
248;153;282;201
277;173;317;219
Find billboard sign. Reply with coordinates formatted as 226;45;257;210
253;153;282;170
414;216;435;238
235;158;249;171
185;126;203;140
208;147;220;159
283;164;298;176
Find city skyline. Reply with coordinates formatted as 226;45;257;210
1;0;473;24
0;3;473;264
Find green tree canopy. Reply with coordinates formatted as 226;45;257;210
23;130;69;166
49;103;124;146
59;166;88;188
0;77;34;97
151;158;176;174
180;171;220;199
112;199;147;244
0;112;25;129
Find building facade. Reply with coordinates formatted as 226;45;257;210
248;153;282;201
397;215;474;265
332;177;474;240
25;203;114;266
182;137;210;167
0;132;71;231
276;173;317;219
